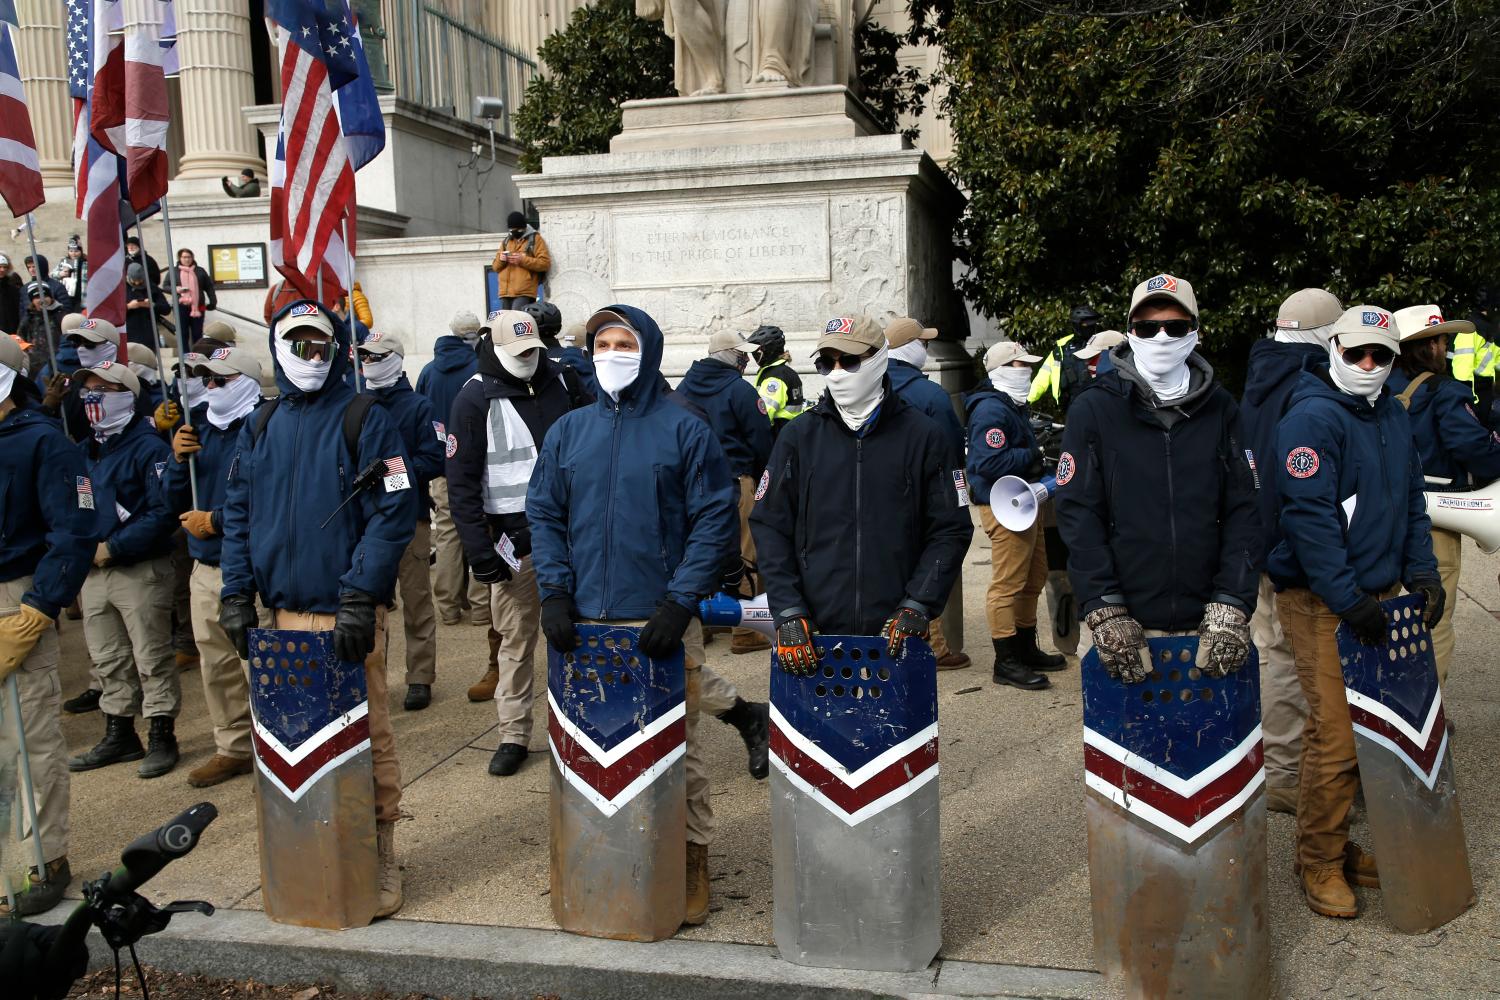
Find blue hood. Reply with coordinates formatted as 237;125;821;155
963;380;1006;415
681;357;745;393
593;303;664;412
887;359;925;395
267;299;352;398
1243;340;1323;408
431;335;477;372
1285;363;1386;414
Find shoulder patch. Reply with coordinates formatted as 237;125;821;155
445;433;458;459
985;427;1006;449
382;456;412;492
762;378;782;396
433;420;446;443
1055;451;1076;487
1286;446;1320;479
154;460;167;480
952;469;970;507
757;397;768;415
754;469;770;502
76;476;94;510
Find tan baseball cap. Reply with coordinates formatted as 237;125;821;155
1276;288;1343;332
359;330;406;357
1392;305;1474;345
126;342;157;368
1073;331;1125;360
68;317;120;346
1330;306;1399;351
707;330;753;354
0;335;27;375
985;341;1043;368
202;319;238;344
80;360;142;396
193;346;264;382
60;312;87;334
815;315;883;355
885;317;938;349
489;309;544;357
1128;273;1198;322
450;309;481;336
279;302;335;340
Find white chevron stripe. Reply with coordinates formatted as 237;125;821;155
1085;768;1265;846
1083;724;1263;799
548;736;685;817
546;689;685;769
250;700;367;767
1343;686;1443;752
771;753;940;827
768;703;938;789
1351;722;1449;791
254;738;371;804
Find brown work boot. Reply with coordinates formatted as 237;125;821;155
684;841;710;926
374;820;403;919
1301;862;1358;918
467;667;499;702
730;629;771;654
187;754;252;788
175;651;200;671
1344;842;1379;888
936;652;971;670
1265;783;1298;815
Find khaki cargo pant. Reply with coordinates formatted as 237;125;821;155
394;520;439;686
978;505;1047;639
270;607;402;823
430;479;489;624
1252;575;1305;791
189;562;252;759
1430;527;1461;685
82;556;180;719
0;578;69;863
732;475;759;646
490;556;541;744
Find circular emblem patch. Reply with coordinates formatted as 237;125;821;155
1055;451;1075;486
985;427;1006;449
445;433;458;459
1286;446;1320;479
754;470;770;502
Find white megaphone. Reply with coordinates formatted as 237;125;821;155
991;475;1058;532
1424;481;1500;554
697;591;777;639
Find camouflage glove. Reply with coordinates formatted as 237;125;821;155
1084;605;1152;684
1194;601;1251;678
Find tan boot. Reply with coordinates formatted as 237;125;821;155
1344;842;1379;888
684;841;709;926
175;651;200;671
187;754;253;788
1301;861;1357;918
467;667;499;703
374;820;403;919
729;628;771;654
1265;783;1298;814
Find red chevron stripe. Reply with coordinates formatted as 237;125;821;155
548;712;685;801
769;723;938;816
251;716;370;796
1348;701;1446;778
1084;740;1263;827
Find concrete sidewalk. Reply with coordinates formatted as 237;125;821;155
40;523;1500;997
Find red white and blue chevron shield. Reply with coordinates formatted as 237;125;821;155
1082;636;1269;997
769;635;941;973
1338;594;1475;933
247;628;378;929
548;625;687;941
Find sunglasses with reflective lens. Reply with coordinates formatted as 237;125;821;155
814;350;874;376
1340;345;1395;368
286;338;331;361
1128;319;1197;339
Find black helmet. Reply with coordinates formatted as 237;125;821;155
748;324;786;364
1069;305;1103;337
524;300;562;338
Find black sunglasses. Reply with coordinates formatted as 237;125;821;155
204;374;237;388
1340;345;1394;368
1128;319;1197;339
814;349;876;375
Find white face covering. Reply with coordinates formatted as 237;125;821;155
459;331;481;347
128;362;160;386
1126;331;1198;402
987;364;1032;404
498;347;541;381
361;352;405;389
205;374;262;430
1274;324;1333;347
77;342;116;368
1327;339;1392;403
594;350;642;400
889;341;929;368
274;337;333;393
182;376;207;412
0;366;17;402
83;389;135;438
824;345;888;431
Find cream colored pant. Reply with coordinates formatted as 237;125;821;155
82;557;180;719
490;556;541;743
430;479;489;623
189;562;252;759
0;578;68;863
1252;575;1304;789
395;521;438;685
1430;527;1461;685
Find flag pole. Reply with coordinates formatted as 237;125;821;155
156;198;199;508
22;214;69;438
131;217;173;403
340;216;363;394
6;675;51;877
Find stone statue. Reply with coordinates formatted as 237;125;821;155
636;0;727;97
638;0;827;96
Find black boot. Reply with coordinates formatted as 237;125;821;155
62;688;101;714
718;698;770;780
1014;626;1067;671
403;683;432;711
67;714;144;771
992;638;1049;691
138;716;180;779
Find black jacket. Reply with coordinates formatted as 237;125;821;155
674;358;774;479
1239;339;1324;552
750;387;973;634
1055;348;1261;631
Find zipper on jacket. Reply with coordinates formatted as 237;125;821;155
287;400;300;593
600;401;622;618
855;436;864;625
1164;429;1177;627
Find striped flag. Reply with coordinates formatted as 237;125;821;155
0;5;44;217
68;0;128;331
123;0;173;210
88;1;125;154
334;0;384;171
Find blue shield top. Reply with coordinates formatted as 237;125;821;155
1337;593;1440;733
246;628;368;752
547;624;685;754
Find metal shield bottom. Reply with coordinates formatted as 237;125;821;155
1087;791;1270;999
550;756;686;941
771;769;941;972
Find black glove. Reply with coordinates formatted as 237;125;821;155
0;919;88;1000
333;590;378;663
219;593;257;661
1410;578;1446;628
541;596;578;652
1340;595;1388;647
638;600;695;659
471;553;511;585
1024;447;1046;481
776;617;819;676
882;604;930;659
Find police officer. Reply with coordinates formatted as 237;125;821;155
1029;305;1102;414
1239;288;1343;814
529;304;738;927
751;312;973;676
966;341;1064;690
219;300;417;919
360;331;445;711
0;337;94;915
1387;304;1500;686
1056;273;1259;687
1270;304;1442;919
748;324;805;435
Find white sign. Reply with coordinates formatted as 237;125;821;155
613;201;830;288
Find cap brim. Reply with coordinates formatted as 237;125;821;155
1130;292;1198;322
193;358;251;376
280;315;334;339
358;344;398;357
1335;330;1399;350
586;309;635;336
83;365;136;390
813;335;876;355
917;327;939;341
718;343;753;353
499;337;543;357
67;331;113;344
1072;347;1103;360
1402;319;1475;342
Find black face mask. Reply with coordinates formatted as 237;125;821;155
509;228;524;238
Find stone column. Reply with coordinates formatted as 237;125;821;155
173;0;263;178
14;0;72;185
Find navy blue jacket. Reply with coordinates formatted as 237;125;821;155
1239;340;1326;551
84;414;176;567
889;359;965;459
528;304;738;619
415;335;476;433
557;346;596;396
673;358;774;480
964;384;1041;505
1269;367;1438;612
1387;368;1500;490
220;301;418;612
163;409;254;566
0;404;95;616
368;375;446;516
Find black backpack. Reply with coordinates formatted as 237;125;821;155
248;393;376;459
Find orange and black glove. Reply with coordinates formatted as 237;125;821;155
883;604;930;659
775;616;819;676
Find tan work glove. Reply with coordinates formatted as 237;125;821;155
179;510;217;540
154;400;181;432
93;541;112;567
0;605;54;683
172;424;200;461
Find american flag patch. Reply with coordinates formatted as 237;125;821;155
82;319;100;330
1362;310;1389;329
288;302;321;317
1244;449;1261;490
952;469;970;507
825;317;854;334
77;476;94;510
210;348;232;360
432;420;446;442
382;456;411;493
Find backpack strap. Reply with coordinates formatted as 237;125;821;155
249;397;281;443
341;393;377;460
1396;371;1435;410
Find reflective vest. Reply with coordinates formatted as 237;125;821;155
1028;332;1075;404
755;359;805;423
1450;329;1497;387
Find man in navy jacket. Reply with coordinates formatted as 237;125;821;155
219;300;417;919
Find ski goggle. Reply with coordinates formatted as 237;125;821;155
1340;344;1395;368
813;348;876;375
1128;319;1196;339
284;337;331;361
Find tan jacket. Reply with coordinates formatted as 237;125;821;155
490;230;551;299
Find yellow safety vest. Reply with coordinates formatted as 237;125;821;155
756;360;804;423
1028;332;1074;404
1450;329;1497;394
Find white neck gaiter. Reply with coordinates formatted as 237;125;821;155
1327;341;1391;403
499;348;541;381
889;341;928;368
274;338;332;393
0;367;17;400
362;353;405;389
594;351;641;400
825;346;888;431
1126;331;1198;402
83;390;135;439
77;342;116;368
182;377;207;412
206;376;262;430
129;362;160;386
1275;324;1332;347
988;365;1032;404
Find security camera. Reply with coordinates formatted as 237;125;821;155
472;96;505;121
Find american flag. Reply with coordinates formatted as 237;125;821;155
0;2;44;216
123;1;174;210
67;0;128;332
384;456;407;476
87;0;125;154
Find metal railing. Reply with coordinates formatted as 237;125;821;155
386;0;537;139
